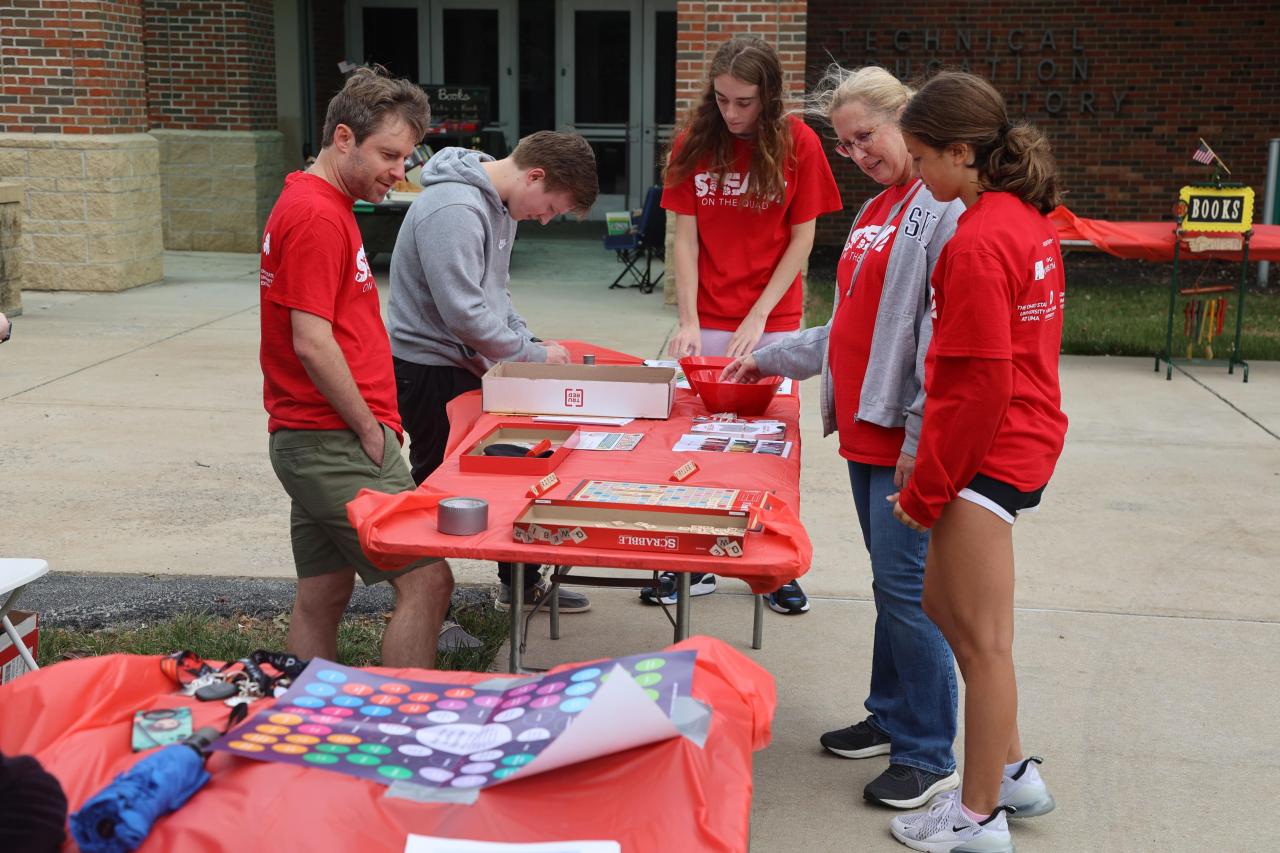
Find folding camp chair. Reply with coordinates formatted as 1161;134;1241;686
604;185;666;294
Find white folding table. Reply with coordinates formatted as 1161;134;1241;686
0;558;48;673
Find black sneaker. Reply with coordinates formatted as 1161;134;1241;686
820;718;891;759
766;578;810;614
639;572;717;605
863;763;960;809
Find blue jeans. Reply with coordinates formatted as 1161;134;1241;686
848;461;958;775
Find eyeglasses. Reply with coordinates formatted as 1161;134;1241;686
834;127;878;158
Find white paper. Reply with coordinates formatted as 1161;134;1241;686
506;665;680;780
690;419;785;438
531;414;635;427
642;358;689;389
672;434;792;458
574;432;643;451
405;837;620;853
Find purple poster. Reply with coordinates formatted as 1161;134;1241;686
212;650;697;791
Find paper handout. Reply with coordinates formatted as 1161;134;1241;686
212;650;700;796
672;433;792;457
405;838;620;853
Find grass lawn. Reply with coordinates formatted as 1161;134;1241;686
805;252;1280;361
35;602;510;673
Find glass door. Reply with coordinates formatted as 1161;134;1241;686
431;0;519;152
557;0;675;218
347;0;431;81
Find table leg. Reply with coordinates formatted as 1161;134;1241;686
752;594;764;650
0;587;38;672
549;567;561;641
508;563;525;673
674;572;691;641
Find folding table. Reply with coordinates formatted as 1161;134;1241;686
0;557;47;673
348;343;813;672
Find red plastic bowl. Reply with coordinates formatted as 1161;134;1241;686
678;356;735;375
685;367;782;416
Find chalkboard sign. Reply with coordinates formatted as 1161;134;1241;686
420;84;491;126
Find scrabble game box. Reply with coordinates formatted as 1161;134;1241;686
512;480;768;558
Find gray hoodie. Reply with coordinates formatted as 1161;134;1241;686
753;181;962;457
388;148;546;375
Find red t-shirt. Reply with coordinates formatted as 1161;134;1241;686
829;181;920;466
900;191;1068;526
662;115;843;332
259;171;401;435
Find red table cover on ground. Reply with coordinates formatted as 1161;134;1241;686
1051;205;1280;262
347;342;813;594
0;636;775;853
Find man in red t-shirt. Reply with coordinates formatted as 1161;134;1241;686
260;69;451;668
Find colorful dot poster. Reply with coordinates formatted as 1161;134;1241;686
211;649;701;797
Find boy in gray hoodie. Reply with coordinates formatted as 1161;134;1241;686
388;131;599;613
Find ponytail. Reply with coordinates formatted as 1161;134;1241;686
982;123;1061;213
900;71;1063;213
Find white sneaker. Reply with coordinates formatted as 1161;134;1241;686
890;791;1014;853
1001;756;1056;818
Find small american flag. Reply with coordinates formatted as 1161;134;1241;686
1192;140;1216;166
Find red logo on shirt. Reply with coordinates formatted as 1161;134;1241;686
354;247;372;292
565;388;584;407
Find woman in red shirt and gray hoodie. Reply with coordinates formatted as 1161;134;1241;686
887;71;1068;853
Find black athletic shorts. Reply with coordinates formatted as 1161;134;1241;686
958;473;1046;524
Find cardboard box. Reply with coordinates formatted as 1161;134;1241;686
482;362;677;419
0;610;40;685
458;423;579;476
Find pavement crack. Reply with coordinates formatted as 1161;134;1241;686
1172;363;1280;441
1;303;260;402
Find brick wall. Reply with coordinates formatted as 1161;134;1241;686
665;2;809;303
807;0;1280;246
0;0;147;133
674;1;808;117
143;0;277;130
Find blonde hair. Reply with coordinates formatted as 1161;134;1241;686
804;63;914;126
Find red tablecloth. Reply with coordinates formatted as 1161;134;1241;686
347;342;812;594
1051;205;1280;261
0;637;775;852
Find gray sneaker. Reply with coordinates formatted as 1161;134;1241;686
437;619;483;652
496;578;591;613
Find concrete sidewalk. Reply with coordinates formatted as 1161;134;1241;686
2;238;1278;852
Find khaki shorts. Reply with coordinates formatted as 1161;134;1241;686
269;424;435;585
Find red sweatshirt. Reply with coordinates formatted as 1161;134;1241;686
899;192;1068;528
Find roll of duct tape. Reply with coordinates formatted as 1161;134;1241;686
437;497;488;535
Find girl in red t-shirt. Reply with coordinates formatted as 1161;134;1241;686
662;37;842;362
648;37;841;613
887;72;1068;853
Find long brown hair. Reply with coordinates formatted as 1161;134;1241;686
899;71;1062;213
664;38;791;203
